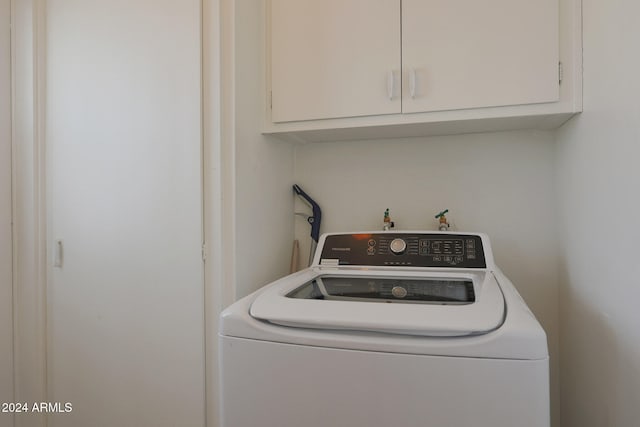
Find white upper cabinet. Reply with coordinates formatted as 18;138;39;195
266;0;581;141
401;0;559;113
270;0;400;122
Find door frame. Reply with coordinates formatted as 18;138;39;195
11;1;48;425
1;0;15;421
202;0;237;426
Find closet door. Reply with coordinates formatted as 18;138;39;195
402;0;559;113
46;1;204;426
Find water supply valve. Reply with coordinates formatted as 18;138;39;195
435;209;450;231
383;208;395;231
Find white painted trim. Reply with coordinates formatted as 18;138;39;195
0;0;15;423
219;0;237;308
203;0;236;426
570;0;583;111
11;0;48;425
34;0;48;421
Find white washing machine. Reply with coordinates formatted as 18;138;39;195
219;231;549;427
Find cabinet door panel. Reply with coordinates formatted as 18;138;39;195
402;0;559;114
271;0;400;122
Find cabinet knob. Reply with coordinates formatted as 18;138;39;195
387;70;395;100
409;68;417;99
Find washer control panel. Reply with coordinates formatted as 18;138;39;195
319;233;486;268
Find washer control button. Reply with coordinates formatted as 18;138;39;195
391;286;408;298
389;238;407;255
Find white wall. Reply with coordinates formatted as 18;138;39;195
294;130;561;426
555;1;640;426
234;0;295;298
0;0;14;422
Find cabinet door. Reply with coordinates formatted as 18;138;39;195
271;0;400;122
402;0;559;114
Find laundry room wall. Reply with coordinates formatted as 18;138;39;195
234;0;295;298
555;1;640;426
293;130;561;426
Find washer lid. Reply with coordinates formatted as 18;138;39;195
249;270;505;337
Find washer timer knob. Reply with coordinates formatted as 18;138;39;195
389;238;407;255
